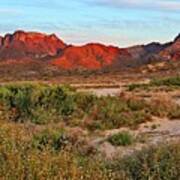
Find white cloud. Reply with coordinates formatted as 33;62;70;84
90;0;180;11
0;8;22;14
157;1;180;10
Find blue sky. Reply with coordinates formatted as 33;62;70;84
0;0;180;47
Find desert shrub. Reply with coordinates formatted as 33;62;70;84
151;76;180;87
108;131;134;146
74;92;97;113
93;96;127;124
127;98;147;111
85;96;150;130
0;146;109;179
0;83;77;123
30;84;76;116
108;143;180;180
0;120;179;179
0;84;32;121
1;82;177;130
168;105;180;119
0;126;110;180
32;129;69;151
87;96;129;129
128;83;148;91
128;76;180;91
148;94;179;118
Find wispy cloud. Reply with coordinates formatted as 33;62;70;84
89;0;180;11
0;8;22;14
157;0;180;11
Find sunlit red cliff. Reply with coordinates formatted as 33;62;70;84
53;43;131;69
0;31;66;60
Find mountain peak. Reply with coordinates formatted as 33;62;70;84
0;31;67;60
174;33;180;41
0;36;3;47
12;30;64;44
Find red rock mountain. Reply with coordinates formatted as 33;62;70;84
53;43;131;69
0;31;67;60
159;34;180;61
0;30;179;70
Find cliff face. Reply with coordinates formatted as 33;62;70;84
0;31;67;60
52;43;131;69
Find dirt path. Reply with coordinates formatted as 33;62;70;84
87;118;180;159
77;87;122;96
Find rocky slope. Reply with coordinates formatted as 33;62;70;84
159;34;180;61
52;43;131;69
0;31;67;60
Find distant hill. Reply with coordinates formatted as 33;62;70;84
0;30;179;70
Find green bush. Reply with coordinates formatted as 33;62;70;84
127;98;147;111
0;83;77;123
151;76;180;86
128;76;180;91
32;129;69;151
108;143;180;180
128;83;148;91
108;131;134;146
86;96;150;130
75;92;97;113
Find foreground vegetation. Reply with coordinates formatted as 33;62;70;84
0;82;179;179
108;142;180;179
0;121;179;179
108;131;134;146
0;82;179;131
128;76;180;91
